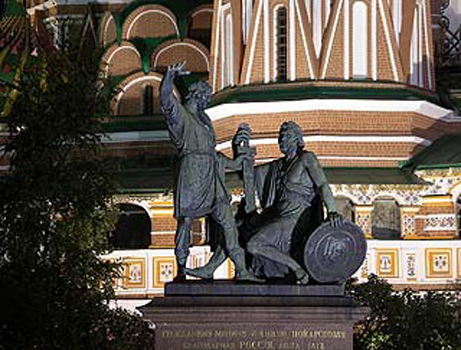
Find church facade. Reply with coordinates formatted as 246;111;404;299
13;0;461;298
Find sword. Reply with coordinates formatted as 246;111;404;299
234;123;256;213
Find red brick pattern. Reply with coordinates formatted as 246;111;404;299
418;205;455;215
212;111;461;143
123;5;178;39
152;39;210;73
376;10;396;81
322;3;345;79
210;109;461;167
152;216;176;233
102;42;142;76
188;5;213;36
240;0;266;85
295;4;315;80
114;72;163;115
151;234;175;247
99;12;117;46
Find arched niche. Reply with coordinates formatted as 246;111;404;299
110;203;151;249
102;42;142;77
99;12;117;46
371;197;401;239
152;39;210;73
123;5;179;40
187;5;213;47
335;196;355;223
114;73;163;115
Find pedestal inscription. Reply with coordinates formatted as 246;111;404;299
140;295;368;350
158;325;350;350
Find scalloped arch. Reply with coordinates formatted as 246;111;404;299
123;5;179;40
334;193;359;205
187;4;213;41
113;72;180;116
152;39;210;72
102;42;142;77
371;194;406;207
99;12;117;46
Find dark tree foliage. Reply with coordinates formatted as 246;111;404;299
350;275;461;350
0;48;153;349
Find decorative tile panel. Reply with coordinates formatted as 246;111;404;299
401;209;418;236
426;249;452;278
332;184;426;206
355;206;373;236
420;176;461;196
405;253;417;280
153;257;177;288
124;258;146;288
424;214;456;231
376;249;399;278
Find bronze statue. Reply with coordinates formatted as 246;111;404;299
159;62;260;282
244;121;342;283
186;121;343;284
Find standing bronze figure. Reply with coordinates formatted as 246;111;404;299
159;62;260;282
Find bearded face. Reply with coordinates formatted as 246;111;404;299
194;90;211;111
279;129;299;155
187;82;212;112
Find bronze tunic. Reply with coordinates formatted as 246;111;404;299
163;103;229;219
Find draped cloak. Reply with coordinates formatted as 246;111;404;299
248;151;324;278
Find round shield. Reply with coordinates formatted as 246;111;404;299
304;220;367;283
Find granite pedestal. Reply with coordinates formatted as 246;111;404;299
139;281;368;350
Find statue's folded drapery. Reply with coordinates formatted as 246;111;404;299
242;152;324;279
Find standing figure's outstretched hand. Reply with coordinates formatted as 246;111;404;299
167;62;186;77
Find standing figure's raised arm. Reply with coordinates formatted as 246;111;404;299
160;62;185;131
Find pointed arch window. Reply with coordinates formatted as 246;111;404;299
313;1;322;57
242;0;253;44
410;3;423;87
352;2;368;79
276;7;288;82
225;13;234;86
392;0;402;43
141;85;154;115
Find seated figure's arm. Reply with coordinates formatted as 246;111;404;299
303;152;339;220
160;63;185;132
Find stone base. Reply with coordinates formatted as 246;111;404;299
139;284;368;350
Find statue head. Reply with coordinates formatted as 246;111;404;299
186;80;212;112
279;121;305;156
